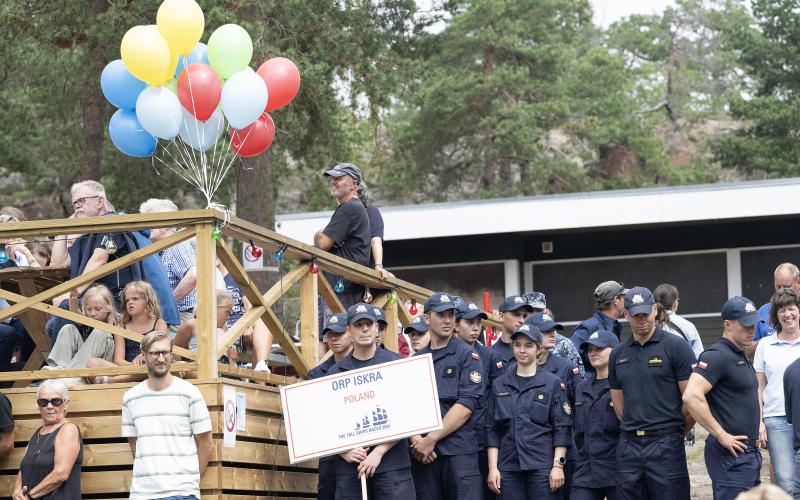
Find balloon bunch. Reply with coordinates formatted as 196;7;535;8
100;0;300;206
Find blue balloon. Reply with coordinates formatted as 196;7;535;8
109;109;157;157
101;60;148;111
174;42;210;80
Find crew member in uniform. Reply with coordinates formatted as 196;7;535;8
327;304;415;499
528;312;581;498
572;281;627;375
308;312;353;500
608;287;695;500
490;295;533;369
572;330;620;500
405;316;430;353
683;297;763;499
455;300;503;499
411;292;484;500
486;323;572;499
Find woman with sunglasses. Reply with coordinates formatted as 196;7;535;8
13;379;82;499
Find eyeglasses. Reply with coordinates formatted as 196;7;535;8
146;350;172;359
36;398;64;408
71;196;99;208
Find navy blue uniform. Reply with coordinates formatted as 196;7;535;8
608;329;694;500
696;338;761;499
487;370;573;499
308;356;339;500
413;335;484;500
490;338;514;369
473;342;505;499
571;311;623;375
572;374;619;500
327;349;415;500
540;354;581;497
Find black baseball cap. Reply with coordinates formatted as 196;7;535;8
526;311;563;332
624;286;655;316
424;292;459;313
323;312;348;335
404;315;429;334
580;329;619;350
499;295;534;313
347;303;377;324
324;163;362;182
511;323;542;343
721;296;764;327
456;301;488;320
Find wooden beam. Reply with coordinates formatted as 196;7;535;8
215;241;309;378
299;271;319;368
216;305;265;359
395;293;415;327
262;265;308;305
195;223;218;379
0;229;194;322
370;292;390;309
383;299;399;353
15;277;50;354
217;364;300;386
0;362;198;382
0;288;196;360
318;272;345;313
14;352;45;388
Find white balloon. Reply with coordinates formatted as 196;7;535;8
178;107;224;151
136;86;183;140
220;67;268;130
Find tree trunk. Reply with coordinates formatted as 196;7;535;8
236;153;278;293
80;0;108;181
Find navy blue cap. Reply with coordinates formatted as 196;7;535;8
499;295;534;313
511;323;542;343
373;307;388;327
404;315;429;334
323;312;348;335
347;303;377;324
580;329;619;350
524;292;547;309
526;311;563;332
721;296;764;327
624;286;655;316
324;163;362;182
456;301;488;320
424;292;459;313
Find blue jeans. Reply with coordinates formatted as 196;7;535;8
0;318;33;368
765;416;795;494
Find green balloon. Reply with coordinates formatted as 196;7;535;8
207;24;253;80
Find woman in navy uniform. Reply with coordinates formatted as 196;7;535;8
572;330;620;500
327;304;415;500
487;323;572;499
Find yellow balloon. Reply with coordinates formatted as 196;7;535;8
157;0;205;56
120;25;171;87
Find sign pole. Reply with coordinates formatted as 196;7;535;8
361;475;368;500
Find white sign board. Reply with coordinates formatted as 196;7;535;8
242;244;263;270
223;386;237;447
280;354;442;464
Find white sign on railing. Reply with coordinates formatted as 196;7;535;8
280;354;442;464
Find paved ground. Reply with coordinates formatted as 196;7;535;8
687;427;771;499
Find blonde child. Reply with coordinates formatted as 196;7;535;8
86;281;167;383
46;284;118;370
175;289;237;363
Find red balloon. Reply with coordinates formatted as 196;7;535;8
177;63;222;121
256;57;301;112
230;113;275;157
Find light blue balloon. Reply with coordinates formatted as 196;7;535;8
101;59;148;111
178;108;224;151
221;67;268;130
109;109;157;157
174;42;210;80
136;86;183;140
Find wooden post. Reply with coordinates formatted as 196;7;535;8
384;298;399;353
196;223;218;379
299;269;319;368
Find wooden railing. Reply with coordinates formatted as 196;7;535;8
0;209;502;384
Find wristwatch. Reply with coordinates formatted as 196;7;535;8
553;456;566;467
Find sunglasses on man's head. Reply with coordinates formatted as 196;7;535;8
36;398;64;408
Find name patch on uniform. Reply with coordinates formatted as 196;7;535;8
534;391;550;404
562;402;572;416
497;392;511;397
443;366;457;378
648;355;663;366
616;357;629;365
469;371;482;384
574;401;584;407
737;360;746;366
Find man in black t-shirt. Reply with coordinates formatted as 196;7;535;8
314;163;371;307
0;393;13;457
684;296;763;499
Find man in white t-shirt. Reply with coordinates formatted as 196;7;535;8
122;331;213;500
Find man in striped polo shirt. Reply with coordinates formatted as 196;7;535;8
122;331;213;500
